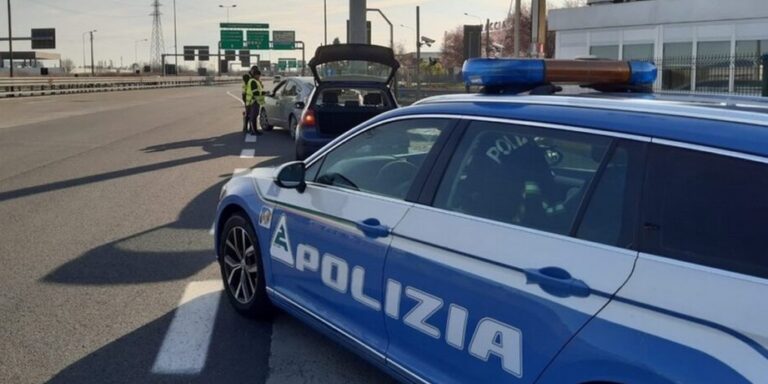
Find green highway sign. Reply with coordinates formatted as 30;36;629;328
272;30;296;50
220;30;243;49
246;30;270;49
220;23;269;29
278;58;298;70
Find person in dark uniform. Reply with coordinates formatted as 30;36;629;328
242;73;251;133
245;66;266;135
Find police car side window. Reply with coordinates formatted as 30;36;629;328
575;140;646;248
643;145;768;279
314;119;451;200
433;121;611;236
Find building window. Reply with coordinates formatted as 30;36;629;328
622;43;654;61
734;40;768;95
662;42;692;91
695;41;731;93
590;45;619;60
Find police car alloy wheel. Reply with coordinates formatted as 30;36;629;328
218;213;271;318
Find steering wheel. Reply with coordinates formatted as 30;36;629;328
376;160;419;198
318;172;360;191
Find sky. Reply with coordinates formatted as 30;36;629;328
1;0;574;69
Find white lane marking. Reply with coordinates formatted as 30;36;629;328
244;134;257;143
226;91;245;105
152;280;223;375
240;148;256;158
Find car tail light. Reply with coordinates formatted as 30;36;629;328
301;108;316;126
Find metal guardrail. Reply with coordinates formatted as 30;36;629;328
0;76;241;98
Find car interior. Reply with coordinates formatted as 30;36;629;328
436;130;612;235
313;87;394;136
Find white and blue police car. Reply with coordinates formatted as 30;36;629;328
214;58;768;384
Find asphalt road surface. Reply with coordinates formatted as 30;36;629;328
0;84;395;384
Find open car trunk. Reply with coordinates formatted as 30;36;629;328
315;106;394;136
308;44;400;86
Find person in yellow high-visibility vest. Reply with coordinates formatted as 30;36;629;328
241;73;251;133
245;66;266;135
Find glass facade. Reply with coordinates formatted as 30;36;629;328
589;45;619;60
662;42;693;90
622;43;654;61
695;41;731;93
734;40;768;94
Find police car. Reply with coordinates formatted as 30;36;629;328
214;58;768;384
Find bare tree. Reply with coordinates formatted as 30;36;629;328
61;58;75;73
440;26;465;71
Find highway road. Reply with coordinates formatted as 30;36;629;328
0;84;394;383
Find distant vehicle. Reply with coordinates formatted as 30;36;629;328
295;44;399;160
260;77;314;138
215;58;768;384
273;75;282;82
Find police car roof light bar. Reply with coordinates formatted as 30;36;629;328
462;58;658;94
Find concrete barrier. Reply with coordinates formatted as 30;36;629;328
0;76;241;98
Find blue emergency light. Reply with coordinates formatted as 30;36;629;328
462;58;658;92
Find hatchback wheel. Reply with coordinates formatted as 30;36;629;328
289;115;298;139
218;213;271;318
259;108;274;131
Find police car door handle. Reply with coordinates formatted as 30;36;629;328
524;267;591;298
356;218;390;238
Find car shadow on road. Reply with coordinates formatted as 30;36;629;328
46;291;274;384
41;132;295;285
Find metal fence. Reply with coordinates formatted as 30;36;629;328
656;54;767;96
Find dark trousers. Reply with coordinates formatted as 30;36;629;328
249;103;261;132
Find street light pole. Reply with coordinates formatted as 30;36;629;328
366;8;393;49
7;0;13;77
219;4;237;23
90;30;96;76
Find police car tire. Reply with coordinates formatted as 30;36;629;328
218;213;272;319
259;108;274;131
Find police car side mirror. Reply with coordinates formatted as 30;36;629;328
275;161;306;193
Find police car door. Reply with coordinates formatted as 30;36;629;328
383;119;645;383
267;117;455;359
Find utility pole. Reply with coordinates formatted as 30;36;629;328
514;0;520;57
416;5;421;100
90;30;95;76
7;0;13;77
173;0;178;73
485;18;490;58
324;0;328;45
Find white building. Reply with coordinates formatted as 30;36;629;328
550;0;768;93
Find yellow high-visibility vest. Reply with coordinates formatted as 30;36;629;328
246;78;265;106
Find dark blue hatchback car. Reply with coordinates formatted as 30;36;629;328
216;58;768;384
295;44;399;160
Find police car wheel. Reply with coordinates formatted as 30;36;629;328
218;213;272;318
259;108;274;131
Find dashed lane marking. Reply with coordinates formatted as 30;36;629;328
151;280;223;375
244;134;257;143
240;148;256;158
